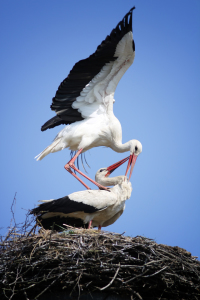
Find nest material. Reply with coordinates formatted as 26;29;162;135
0;225;200;300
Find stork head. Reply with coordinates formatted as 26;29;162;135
95;166;127;187
95;154;131;187
129;140;142;156
95;164;122;182
95;168;110;181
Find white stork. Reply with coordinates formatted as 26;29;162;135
36;6;142;189
31;160;132;231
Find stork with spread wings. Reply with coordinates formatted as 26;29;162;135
36;7;142;189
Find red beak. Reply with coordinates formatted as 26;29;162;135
125;154;137;180
105;156;130;177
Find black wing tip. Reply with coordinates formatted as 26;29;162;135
113;6;135;37
130;6;136;12
30;207;40;215
41;115;64;131
123;6;136;21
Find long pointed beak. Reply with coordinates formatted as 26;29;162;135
125;154;137;180
105;156;130;177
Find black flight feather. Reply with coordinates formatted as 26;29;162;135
30;195;101;215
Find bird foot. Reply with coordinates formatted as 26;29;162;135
98;186;110;191
97;185;110;191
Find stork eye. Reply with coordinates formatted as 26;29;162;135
135;146;138;152
99;169;104;172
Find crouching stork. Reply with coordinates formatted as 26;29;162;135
30;159;132;231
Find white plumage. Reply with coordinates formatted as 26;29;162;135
31;165;132;231
36;7;142;188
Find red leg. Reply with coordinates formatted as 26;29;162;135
88;220;92;229
64;149;109;191
98;225;102;231
66;165;91;190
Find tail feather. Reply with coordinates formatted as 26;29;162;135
35;138;62;161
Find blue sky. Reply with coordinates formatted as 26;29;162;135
0;1;200;258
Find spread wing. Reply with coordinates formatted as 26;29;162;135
42;7;135;131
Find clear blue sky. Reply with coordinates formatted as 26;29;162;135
0;1;200;258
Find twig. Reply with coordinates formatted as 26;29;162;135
10;193;17;229
123;270;149;284
99;264;120;291
26;224;37;238
132;291;143;300
143;266;168;277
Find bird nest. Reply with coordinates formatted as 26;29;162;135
0;222;200;300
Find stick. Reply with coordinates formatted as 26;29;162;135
99;265;120;291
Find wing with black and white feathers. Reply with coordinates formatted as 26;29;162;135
30;195;102;216
30;187;119;217
42;7;135;131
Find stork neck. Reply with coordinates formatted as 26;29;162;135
111;141;131;154
102;176;124;187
